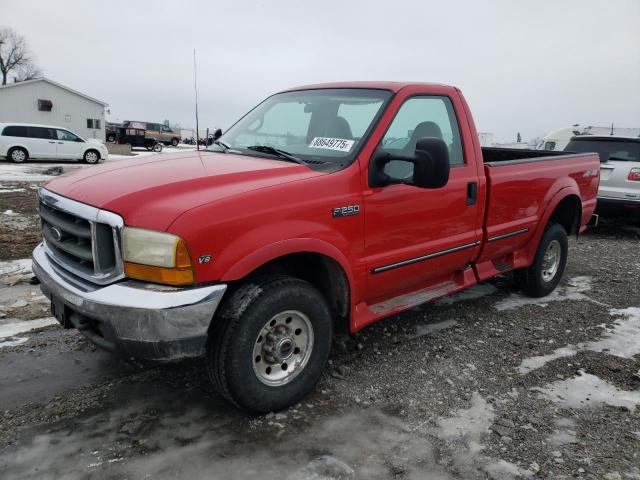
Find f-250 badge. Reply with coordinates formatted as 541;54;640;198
332;205;360;218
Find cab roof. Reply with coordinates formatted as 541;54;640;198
283;81;455;93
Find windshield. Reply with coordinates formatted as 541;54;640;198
212;89;392;163
565;139;640;162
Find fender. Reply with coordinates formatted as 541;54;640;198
220;237;360;301
523;183;581;262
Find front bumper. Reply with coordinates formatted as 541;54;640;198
32;243;226;361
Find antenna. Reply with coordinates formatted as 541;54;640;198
193;48;200;151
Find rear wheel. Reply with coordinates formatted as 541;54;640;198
9;147;28;163
153;143;163;153
207;276;333;413
83;149;100;164
171;138;179;147
515;223;568;297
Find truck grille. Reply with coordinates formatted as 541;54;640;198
38;188;124;285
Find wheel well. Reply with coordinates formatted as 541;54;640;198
548;194;581;235
232;252;351;333
85;148;100;156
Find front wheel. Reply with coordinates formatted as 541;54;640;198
207;276;333;413
515;223;568;297
171;138;179;147
152;143;163;153
83;149;100;164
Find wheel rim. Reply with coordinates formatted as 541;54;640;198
86;151;98;163
541;239;561;282
12;150;25;162
154;144;162;152
252;310;314;387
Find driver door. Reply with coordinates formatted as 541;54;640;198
362;93;482;304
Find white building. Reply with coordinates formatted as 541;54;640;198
0;78;108;141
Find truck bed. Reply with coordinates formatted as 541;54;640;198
475;149;600;277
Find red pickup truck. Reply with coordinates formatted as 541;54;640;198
33;82;599;412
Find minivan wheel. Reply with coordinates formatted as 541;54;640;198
171;138;179;147
514;223;568;298
207;276;333;413
9;147;28;163
83;149;100;164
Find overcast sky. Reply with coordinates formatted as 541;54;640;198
2;0;639;142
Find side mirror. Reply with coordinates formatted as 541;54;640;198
75;137;84;142
212;128;222;141
369;137;450;189
412;138;450;189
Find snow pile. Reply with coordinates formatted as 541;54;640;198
436;392;495;454
494;276;599;312
0;258;32;278
518;307;640;374
533;370;640;411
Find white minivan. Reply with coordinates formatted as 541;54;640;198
0;123;109;164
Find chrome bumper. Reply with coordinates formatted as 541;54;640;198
32;243;227;360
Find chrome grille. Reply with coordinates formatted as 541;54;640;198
38;188;124;285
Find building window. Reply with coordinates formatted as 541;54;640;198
87;118;102;129
37;99;53;111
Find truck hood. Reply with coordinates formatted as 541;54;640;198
44;151;325;231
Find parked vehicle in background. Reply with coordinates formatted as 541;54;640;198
565;136;640;220
122;121;180;146
539;125;640;151
105;122;120;143
116;125;163;152
0;123;108;164
32;82;599;413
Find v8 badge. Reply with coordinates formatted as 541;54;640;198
198;254;212;264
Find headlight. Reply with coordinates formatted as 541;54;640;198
122;227;194;285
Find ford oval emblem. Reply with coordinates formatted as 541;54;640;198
50;226;63;241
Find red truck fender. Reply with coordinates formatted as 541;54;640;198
521;181;582;265
219;236;359;300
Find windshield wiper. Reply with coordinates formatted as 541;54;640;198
246;145;306;165
212;140;231;152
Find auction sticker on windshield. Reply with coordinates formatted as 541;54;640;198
309;137;355;152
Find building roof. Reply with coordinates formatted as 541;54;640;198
0;77;108;106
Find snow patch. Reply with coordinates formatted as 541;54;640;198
518;307;640;374
0;336;28;348
435;283;498;306
436;392;495;454
0;188;26;193
533;370;640;411
0;258;32;278
494;276;599;311
0;317;58;339
482;459;533;479
3;209;18;216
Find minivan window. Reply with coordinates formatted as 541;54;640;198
2;125;29;137
29;127;55;139
56;129;80;142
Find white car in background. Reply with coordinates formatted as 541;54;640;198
0;123;109;164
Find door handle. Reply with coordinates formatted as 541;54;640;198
58;142;63;144
467;182;478;206
48;141;55;144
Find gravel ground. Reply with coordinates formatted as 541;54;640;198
0;163;639;479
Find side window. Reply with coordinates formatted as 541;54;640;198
56;129;79;141
381;96;464;177
29;127;55;139
544;141;556;151
2;125;29;137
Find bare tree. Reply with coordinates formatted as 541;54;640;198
0;26;42;85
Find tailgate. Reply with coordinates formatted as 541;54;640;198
599;160;640;201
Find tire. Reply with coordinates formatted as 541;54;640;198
8;147;28;163
107;134;115;143
207;276;333;413
171;138;179;147
83;149;100;164
153;143;163;153
515;223;568;298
